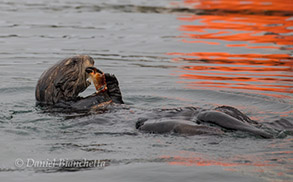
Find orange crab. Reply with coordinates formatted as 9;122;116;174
85;67;107;94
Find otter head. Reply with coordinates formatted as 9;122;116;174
35;55;95;105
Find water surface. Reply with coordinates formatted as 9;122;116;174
0;0;292;182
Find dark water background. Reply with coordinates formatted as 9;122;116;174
0;0;292;181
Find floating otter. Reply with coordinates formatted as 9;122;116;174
35;55;123;110
35;55;292;138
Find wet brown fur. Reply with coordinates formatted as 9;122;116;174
35;55;94;105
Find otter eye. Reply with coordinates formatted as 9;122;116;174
71;58;77;64
65;58;78;67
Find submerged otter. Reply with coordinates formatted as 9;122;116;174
35;55;292;138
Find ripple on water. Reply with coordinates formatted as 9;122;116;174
168;0;293;100
0;0;292;181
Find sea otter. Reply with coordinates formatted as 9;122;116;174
35;55;123;110
35;55;292;138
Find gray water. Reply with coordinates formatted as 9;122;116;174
0;0;292;182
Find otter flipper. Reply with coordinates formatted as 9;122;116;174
137;119;223;135
105;73;124;104
215;106;258;124
263;118;293;136
197;110;273;138
69;92;112;110
68;73;123;110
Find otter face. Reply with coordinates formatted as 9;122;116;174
36;55;95;104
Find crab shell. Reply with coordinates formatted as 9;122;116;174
88;69;108;94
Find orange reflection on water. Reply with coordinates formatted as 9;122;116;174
179;0;293;48
160;147;292;179
161;155;275;167
183;0;293;12
179;13;292;47
169;0;293;98
168;52;292;67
